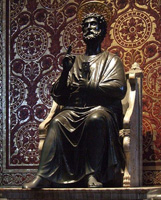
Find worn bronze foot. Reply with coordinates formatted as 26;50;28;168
22;176;52;189
88;175;103;188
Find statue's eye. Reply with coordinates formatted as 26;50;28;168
84;23;88;28
91;22;97;26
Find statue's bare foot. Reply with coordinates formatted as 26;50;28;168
88;175;103;188
22;176;52;189
123;174;131;187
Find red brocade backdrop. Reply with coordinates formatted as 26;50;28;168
1;0;161;186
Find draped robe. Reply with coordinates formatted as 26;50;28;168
37;51;127;186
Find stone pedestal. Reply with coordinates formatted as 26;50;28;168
0;187;161;200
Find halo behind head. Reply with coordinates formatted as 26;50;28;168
77;0;113;24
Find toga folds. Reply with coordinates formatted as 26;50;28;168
37;51;127;186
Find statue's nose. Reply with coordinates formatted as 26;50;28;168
87;23;91;29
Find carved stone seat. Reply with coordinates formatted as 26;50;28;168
38;62;143;187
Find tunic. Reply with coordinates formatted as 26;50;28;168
37;51;127;186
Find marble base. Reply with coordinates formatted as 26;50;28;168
0;187;161;200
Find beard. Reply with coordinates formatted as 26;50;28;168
83;29;102;43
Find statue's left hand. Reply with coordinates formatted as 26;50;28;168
69;78;89;94
79;78;89;90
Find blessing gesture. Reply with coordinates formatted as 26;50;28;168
62;46;75;72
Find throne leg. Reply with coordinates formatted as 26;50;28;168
122;131;131;187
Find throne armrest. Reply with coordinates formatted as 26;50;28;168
38;101;58;151
122;62;143;130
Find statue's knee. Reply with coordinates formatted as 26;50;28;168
88;110;106;125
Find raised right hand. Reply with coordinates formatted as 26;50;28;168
62;46;75;72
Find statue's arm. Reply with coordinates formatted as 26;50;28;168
51;51;75;105
50;72;70;105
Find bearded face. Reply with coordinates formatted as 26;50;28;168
82;17;102;43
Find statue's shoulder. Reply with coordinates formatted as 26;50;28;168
106;51;120;59
106;51;122;63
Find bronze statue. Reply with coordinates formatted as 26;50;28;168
22;0;127;189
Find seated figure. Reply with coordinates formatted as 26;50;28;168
22;1;127;189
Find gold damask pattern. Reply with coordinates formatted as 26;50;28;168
144;60;161;98
113;10;152;48
40;0;69;10
16;27;48;61
61;19;85;54
10;0;26;18
1;0;161;186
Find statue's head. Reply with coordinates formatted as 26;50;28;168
77;1;113;43
81;13;107;43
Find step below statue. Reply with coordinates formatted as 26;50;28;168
22;0;127;189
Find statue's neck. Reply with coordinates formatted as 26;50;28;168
85;42;102;56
